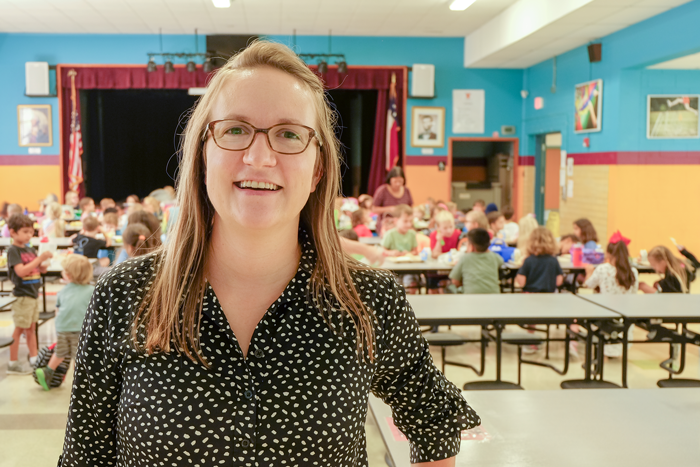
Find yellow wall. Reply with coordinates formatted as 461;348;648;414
405;164;450;206
519;165;535;218
0;165;61;212
559;165;610;244
608;165;700;257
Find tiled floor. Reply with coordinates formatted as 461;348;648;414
1;276;698;467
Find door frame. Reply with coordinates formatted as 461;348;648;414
447;136;520;215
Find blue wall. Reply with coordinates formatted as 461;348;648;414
267;35;523;156
521;0;700;156
0;33;523;158
0;33;202;156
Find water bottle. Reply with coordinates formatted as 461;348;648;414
420;247;430;262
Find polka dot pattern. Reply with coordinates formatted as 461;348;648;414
58;229;480;466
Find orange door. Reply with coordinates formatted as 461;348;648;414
544;147;560;210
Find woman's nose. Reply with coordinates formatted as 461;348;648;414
242;133;277;167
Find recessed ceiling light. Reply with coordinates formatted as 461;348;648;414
449;0;476;11
212;0;231;8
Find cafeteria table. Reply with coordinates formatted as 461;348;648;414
369;388;700;467
579;294;700;388
407;294;622;389
0;237;73;250
359;236;381;245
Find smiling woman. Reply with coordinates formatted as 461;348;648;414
58;41;479;467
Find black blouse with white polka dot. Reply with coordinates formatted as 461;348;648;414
58;229;480;466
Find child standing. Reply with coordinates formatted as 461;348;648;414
450;228;503;294
351;208;373;238
640;245;698;293
72;216;110;258
6;214;53;375
584;238;639;357
381;204;418;256
34;255;94;390
516;227;563;293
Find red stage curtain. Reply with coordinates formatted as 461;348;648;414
58;65;404;198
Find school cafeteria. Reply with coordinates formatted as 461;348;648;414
1;0;700;466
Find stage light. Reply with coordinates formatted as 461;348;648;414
186;61;197;72
147;57;157;73
449;0;476;11
337;60;347;73
318;60;328;74
212;0;231;7
164;60;175;74
203;58;214;73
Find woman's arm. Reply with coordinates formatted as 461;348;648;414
413;457;455;467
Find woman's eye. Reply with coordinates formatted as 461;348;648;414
225;127;247;135
280;130;301;140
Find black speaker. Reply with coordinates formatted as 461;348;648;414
206;35;259;68
588;43;602;63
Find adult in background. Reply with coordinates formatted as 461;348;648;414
372;166;413;233
58;41;478;467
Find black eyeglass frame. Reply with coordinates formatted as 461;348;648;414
204;119;323;155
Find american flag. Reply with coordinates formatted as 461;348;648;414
68;70;83;193
385;73;399;171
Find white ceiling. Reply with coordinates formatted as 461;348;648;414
0;0;519;37
648;51;700;69
0;0;691;69
465;0;693;68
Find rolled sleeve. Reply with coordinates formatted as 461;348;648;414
370;274;480;463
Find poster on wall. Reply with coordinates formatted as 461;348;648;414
411;106;445;148
17;104;52;147
453;89;485;134
574;79;603;133
647;95;699;139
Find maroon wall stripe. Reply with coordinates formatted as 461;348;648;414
517;152;700;166
404;156;447;166
0;155;60;166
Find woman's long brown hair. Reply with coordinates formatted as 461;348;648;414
130;41;376;365
607;241;635;290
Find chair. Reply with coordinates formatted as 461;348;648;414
423;332;469;374
501;332;545;387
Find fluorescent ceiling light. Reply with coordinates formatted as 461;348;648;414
212;0;231;8
449;0;476;11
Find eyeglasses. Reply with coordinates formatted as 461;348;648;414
205;119;322;155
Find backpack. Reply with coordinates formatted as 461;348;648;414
32;343;71;388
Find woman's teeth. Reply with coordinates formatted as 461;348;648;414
237;181;280;191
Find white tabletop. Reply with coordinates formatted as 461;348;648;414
0;237;73;248
407;294;620;323
380;258;454;272
580;294;700;320
359;236;382;245
369;388;700;467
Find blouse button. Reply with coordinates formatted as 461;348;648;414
244;390;253;399
254;349;264;358
241;440;250;448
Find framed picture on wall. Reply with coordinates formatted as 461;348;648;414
17;104;52;147
411;106;445;148
574;79;603;133
647;95;699;139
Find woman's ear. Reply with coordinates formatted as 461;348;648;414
310;163;324;193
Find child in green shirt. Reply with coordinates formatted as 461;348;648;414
381;204;418;256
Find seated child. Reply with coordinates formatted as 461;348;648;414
40;202;66;238
351;209;373;238
430;210;461;259
34;255;94;390
379;215;396;239
78;197;96;221
487;211;506;239
573;218;598;249
457;210;490;250
6;214;52;374
501;205;519;245
640;244;698;293
1;203;23;238
338;229;366;263
122;223;160;259
381;205;418;256
449;228;503;294
516;227;563;293
584;237;638;357
472;199;486;213
558;234;580;256
72;216;111;258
